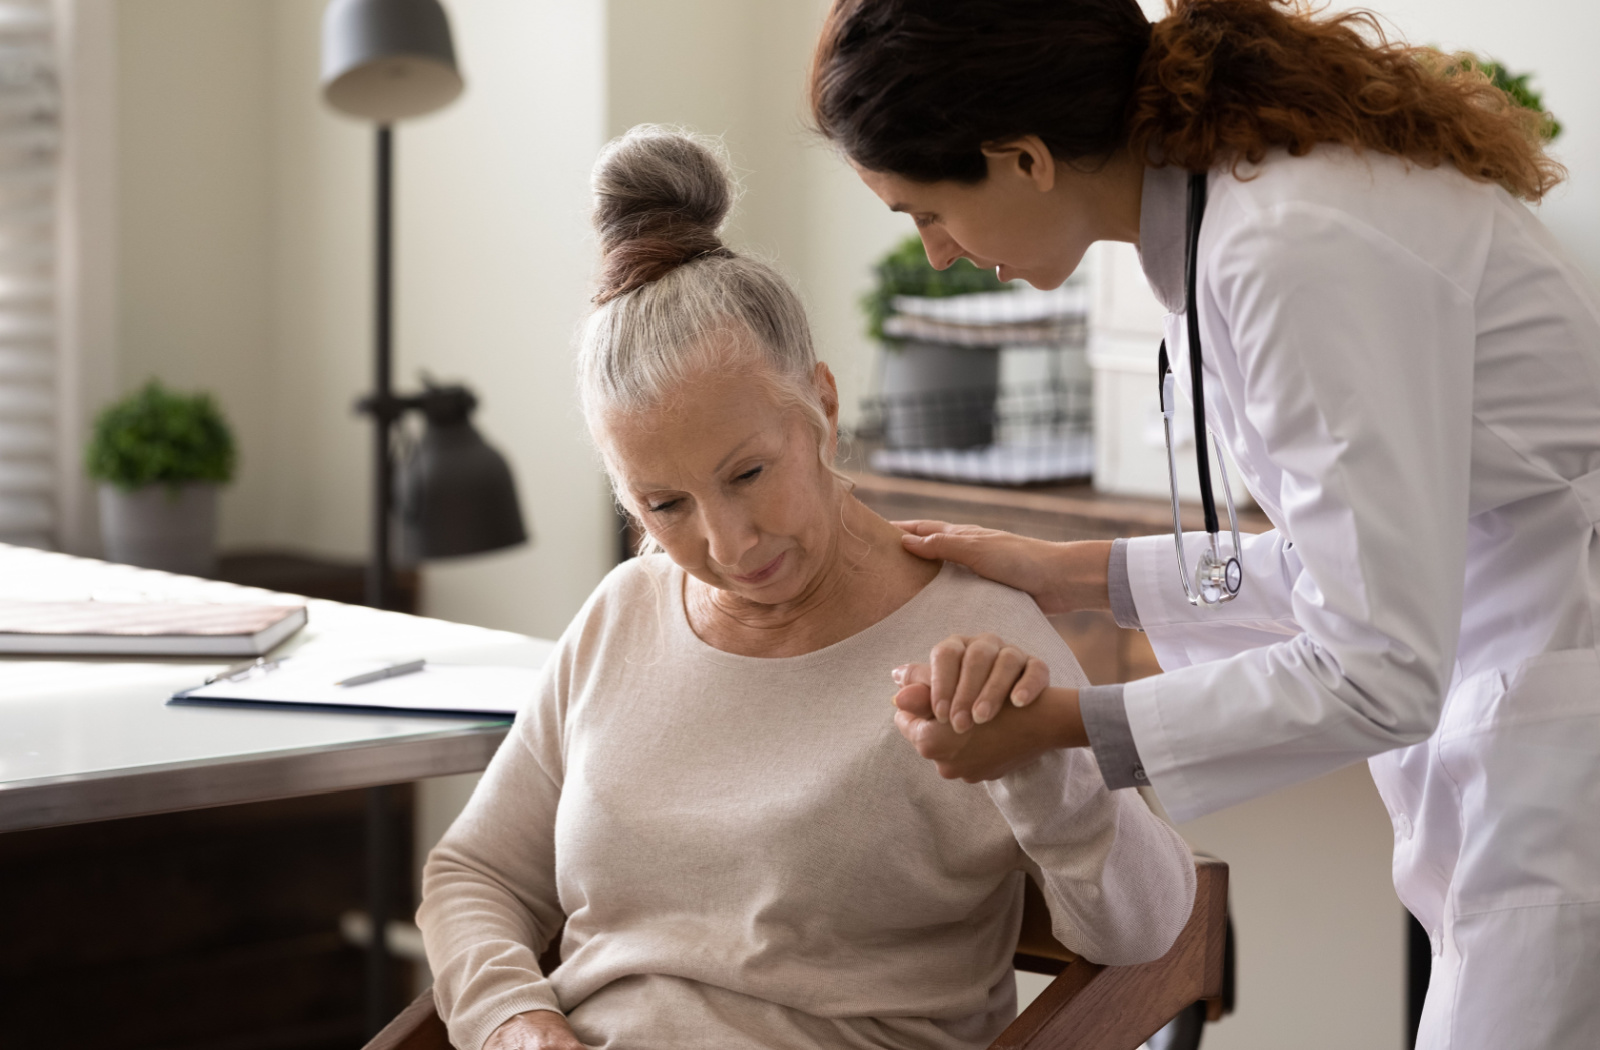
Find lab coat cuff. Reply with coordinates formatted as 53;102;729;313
1080;684;1148;790
1122;674;1203;823
1108;538;1141;630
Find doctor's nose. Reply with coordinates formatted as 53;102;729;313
918;227;965;271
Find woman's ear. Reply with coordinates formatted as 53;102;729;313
981;135;1057;193
814;361;840;429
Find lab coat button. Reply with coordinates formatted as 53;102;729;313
1429;927;1442;956
1396;813;1413;839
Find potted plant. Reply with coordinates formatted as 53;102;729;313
86;380;237;577
864;235;1016;449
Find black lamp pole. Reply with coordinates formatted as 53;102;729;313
368;124;395;611
363;122;398;1040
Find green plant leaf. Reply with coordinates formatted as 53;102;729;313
862;235;1015;344
85;380;237;491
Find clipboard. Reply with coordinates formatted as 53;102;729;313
170;656;538;719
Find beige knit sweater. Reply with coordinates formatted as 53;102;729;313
419;558;1195;1050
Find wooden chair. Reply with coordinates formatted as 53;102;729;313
367;855;1230;1050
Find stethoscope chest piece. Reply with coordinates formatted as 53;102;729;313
1160;170;1244;607
1197;547;1243;605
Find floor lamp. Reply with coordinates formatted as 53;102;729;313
320;0;527;614
319;0;527;1033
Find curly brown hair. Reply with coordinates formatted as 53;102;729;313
811;0;1564;201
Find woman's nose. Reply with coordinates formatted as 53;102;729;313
703;504;760;570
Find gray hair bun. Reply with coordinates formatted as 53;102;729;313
591;126;735;305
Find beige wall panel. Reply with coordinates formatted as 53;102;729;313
115;0;276;548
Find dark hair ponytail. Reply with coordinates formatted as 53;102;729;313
811;0;1563;201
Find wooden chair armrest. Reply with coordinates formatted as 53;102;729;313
991;855;1229;1050
364;989;451;1050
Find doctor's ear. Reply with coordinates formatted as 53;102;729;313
981;136;1057;192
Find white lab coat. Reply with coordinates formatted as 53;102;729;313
1121;151;1600;1048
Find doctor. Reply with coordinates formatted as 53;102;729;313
812;0;1600;1046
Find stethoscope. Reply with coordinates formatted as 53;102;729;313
1158;172;1242;605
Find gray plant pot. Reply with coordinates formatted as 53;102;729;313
99;482;219;577
879;340;1000;449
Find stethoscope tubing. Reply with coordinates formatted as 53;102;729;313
1159;171;1243;605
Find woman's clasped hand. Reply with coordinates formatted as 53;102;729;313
484;1011;587;1050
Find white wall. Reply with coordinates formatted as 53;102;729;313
1341;0;1600;279
606;0;906;428
263;0;612;639
113;0;611;641
1176;766;1404;1050
115;0;277;549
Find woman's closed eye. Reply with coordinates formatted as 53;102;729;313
733;465;763;484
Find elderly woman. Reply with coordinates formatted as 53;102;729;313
416;126;1195;1050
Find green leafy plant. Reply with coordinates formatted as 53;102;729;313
863;234;1015;343
86;380;237;492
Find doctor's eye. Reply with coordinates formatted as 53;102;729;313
733;466;763;483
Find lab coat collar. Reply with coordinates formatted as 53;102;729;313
1137;163;1189;314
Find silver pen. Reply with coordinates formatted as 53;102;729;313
337;659;426;688
206;657;283;685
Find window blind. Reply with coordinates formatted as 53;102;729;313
0;0;54;548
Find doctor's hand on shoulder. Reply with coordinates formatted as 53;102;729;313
891;642;1087;783
485;1010;588;1050
896;520;1113;617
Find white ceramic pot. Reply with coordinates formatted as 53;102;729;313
98;482;219;577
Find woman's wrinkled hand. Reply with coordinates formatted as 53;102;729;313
891;676;1083;783
894;521;1112;617
484;1010;588;1050
891;633;1051;731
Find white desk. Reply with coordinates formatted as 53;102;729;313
0;544;554;833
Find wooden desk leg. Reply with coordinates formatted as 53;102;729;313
367;784;396;1036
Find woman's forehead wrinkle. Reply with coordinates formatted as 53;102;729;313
606;386;780;492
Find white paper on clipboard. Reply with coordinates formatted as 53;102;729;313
171;658;539;718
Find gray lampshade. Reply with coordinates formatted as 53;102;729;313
321;0;463;122
398;386;528;560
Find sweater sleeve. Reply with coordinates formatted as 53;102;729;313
987;747;1196;965
417;636;574;1050
974;587;1196;964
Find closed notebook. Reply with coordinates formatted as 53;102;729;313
0;600;308;657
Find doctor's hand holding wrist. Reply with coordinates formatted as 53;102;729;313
892;663;1087;783
890;640;1090;782
895;521;1113;617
